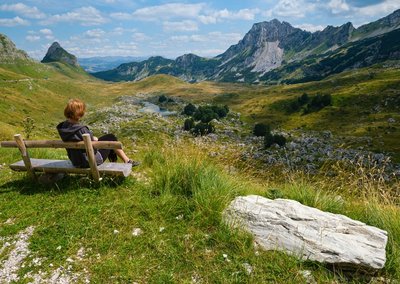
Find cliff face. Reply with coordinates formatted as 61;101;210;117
41;42;79;67
0;34;31;62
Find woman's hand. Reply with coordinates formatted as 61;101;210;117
93;136;98;141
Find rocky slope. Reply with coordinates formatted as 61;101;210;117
41;42;79;67
0;34;32;62
93;9;400;84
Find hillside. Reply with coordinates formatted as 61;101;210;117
0;31;399;283
92;9;400;84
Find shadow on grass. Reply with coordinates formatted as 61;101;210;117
0;173;131;195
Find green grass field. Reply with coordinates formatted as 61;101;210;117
0;60;399;282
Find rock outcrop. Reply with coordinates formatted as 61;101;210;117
224;195;388;271
0;33;31;62
41;42;79;67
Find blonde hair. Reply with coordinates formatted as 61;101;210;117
64;98;86;121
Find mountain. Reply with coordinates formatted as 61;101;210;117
93;9;400;84
0;33;32;62
79;56;148;73
41;42;79;67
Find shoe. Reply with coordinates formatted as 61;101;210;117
127;160;140;167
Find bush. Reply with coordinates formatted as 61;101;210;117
253;123;270;137
159;95;167;103
193;105;229;123
183;118;195;131
192;122;214;136
22;116;35;139
303;94;332;114
183;103;197;116
264;132;287;148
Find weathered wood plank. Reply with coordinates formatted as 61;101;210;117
14;134;35;179
10;159;132;177
83;134;101;182
0;140;122;150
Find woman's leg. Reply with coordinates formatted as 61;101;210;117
98;134;130;163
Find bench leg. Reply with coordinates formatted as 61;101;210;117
14;134;36;180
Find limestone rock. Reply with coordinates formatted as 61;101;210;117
224;195;388;270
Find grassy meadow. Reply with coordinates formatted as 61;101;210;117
0;61;399;282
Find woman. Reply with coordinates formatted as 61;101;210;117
57;98;139;168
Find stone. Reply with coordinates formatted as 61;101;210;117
224;195;388;271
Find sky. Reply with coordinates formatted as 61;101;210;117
0;0;399;60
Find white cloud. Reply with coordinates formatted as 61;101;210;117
42;6;108;26
132;3;205;21
0;16;29;27
163;20;198;32
40;28;52;35
110;12;133;20
266;0;316;18
328;0;350;14
170;31;242;44
295;23;325;32
84;28;106;38
199;8;260;24
132;32;150;41
356;0;400;17
26;35;40;42
0;3;45;19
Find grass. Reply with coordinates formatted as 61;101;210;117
0;58;399;282
0;143;399;282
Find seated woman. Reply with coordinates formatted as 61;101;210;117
57;98;139;168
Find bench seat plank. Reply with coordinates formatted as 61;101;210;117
10;159;132;177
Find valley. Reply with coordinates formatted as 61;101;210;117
0;7;400;283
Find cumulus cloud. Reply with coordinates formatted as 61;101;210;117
84;28;106;38
266;0;316;18
0;3;45;19
199;8;260;24
42;6;108;26
129;3;260;24
328;0;350;14
110;12;134;20
26;35;40;42
0;16;29;27
356;0;400;17
163;20;199;32
133;3;205;21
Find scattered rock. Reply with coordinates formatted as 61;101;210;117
113;229;119;234
224;195;388;271
132;228;143;236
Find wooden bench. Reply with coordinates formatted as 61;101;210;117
0;134;132;182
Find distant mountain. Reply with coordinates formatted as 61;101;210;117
0;33;32;62
79;56;148;73
41;42;79;67
93;9;400;84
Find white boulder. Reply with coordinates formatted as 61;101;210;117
224;195;388;270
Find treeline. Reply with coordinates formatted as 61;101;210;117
183;103;229;136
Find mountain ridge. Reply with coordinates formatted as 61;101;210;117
92;9;400;84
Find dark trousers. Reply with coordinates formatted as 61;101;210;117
98;134;118;162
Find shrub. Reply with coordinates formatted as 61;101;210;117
304;94;332;114
193;105;229;123
183;118;195;131
192;122;214;136
183;103;197;116
159;95;167;103
298;93;309;105
264;132;287;148
253;123;270;137
22;116;35;139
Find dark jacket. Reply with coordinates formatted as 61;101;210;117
56;120;103;168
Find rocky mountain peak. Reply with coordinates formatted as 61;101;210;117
0;33;31;62
41;42;78;67
175;53;201;68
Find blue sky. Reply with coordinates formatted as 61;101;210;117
1;0;399;59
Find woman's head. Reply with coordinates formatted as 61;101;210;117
64;98;86;121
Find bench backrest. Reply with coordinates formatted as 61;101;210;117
0;134;123;182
